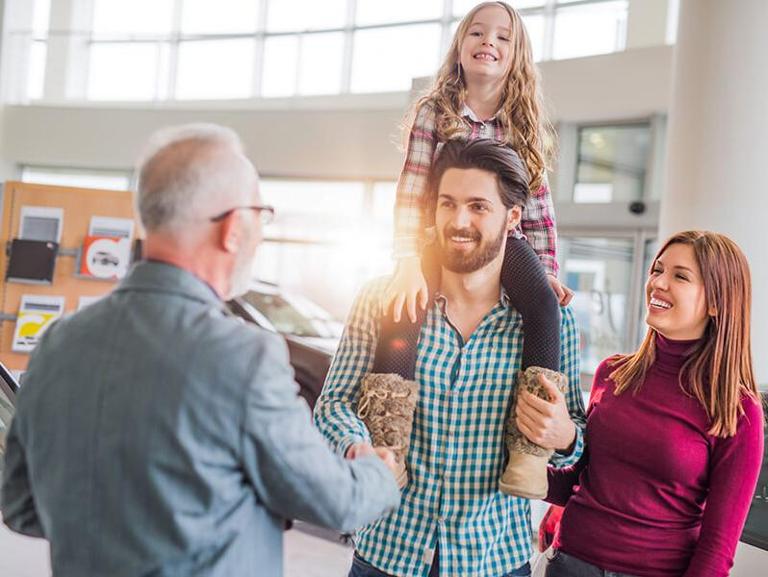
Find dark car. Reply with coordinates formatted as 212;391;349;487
227;282;342;410
0;362;20;480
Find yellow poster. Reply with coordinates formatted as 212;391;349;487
12;295;65;353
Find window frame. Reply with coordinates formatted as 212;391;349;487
19;164;134;191
557;227;657;389
12;0;630;103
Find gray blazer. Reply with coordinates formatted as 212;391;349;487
1;261;399;577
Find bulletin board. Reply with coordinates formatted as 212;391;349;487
0;181;141;373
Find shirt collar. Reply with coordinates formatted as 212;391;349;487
118;260;226;310
461;104;500;123
434;286;510;312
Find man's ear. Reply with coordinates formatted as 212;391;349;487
506;205;522;231
219;212;241;254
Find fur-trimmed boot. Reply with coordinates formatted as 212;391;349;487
357;373;418;488
499;366;569;499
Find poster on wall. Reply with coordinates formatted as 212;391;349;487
89;216;134;240
79;236;131;279
5;238;58;284
12;295;66;353
19;206;64;243
79;216;134;280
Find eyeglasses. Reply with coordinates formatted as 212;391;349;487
209;205;275;225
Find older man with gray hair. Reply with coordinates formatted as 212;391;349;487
1;124;400;577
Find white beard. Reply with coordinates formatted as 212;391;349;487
227;249;256;299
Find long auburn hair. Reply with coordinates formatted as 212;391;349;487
609;231;759;438
410;1;555;195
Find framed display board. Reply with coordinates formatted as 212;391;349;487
0;181;141;373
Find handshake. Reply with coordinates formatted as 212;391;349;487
346;443;400;480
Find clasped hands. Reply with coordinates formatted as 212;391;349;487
346;443;400;478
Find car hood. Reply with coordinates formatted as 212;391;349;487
285;334;339;355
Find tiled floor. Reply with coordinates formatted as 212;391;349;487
0;522;50;577
285;525;353;577
4;515;561;577
0;520;353;577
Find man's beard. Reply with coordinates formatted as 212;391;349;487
437;222;506;274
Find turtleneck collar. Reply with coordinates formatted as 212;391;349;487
654;332;702;372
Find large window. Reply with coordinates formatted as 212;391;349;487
351;24;442;93
574;123;652;203
255;178;397;319
558;235;637;379
551;117;662;382
5;0;52;101
552;0;627;60
176;39;256;100
28;0;50;99
5;0;630;103
21;166;132;191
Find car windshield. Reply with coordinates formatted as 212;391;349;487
242;291;341;339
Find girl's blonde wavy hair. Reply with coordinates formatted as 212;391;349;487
411;1;555;194
608;231;761;438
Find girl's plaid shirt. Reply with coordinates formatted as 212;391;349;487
394;102;559;276
314;277;586;577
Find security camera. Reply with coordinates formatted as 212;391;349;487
629;201;646;215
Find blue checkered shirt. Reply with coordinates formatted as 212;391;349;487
314;277;586;577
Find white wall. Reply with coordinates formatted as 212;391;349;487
0;46;674;181
0;97;408;180
660;0;768;384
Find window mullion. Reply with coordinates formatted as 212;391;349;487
166;0;184;100
440;0;454;61
340;0;356;94
294;34;303;96
252;0;268;97
542;0;557;61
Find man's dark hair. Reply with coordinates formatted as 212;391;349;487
425;138;531;212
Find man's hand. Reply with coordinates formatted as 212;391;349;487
515;374;576;452
346;443;399;478
547;274;574;306
345;442;373;460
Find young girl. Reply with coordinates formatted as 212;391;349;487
370;1;572;495
540;231;764;576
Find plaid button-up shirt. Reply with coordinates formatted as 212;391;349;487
314;277;585;577
394;102;559;275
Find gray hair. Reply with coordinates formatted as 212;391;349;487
135;123;255;232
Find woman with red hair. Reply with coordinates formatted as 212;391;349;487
537;230;764;577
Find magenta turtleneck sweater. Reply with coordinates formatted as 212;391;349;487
549;335;764;577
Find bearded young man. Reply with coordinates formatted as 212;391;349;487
314;139;586;577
